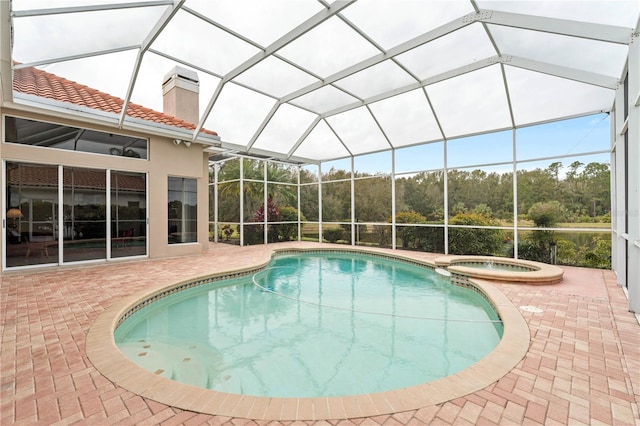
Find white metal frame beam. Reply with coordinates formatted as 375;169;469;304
242;10;475;151
118;0;185;127
316;54;616;123
194;0;356;141
11;1;174;18
14;46;140;70
281;14;474;104
480;9;633;44
504;55;619;89
0;0;12;104
240;9;628;156
5;2;637;167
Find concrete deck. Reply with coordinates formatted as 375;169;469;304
1;242;639;425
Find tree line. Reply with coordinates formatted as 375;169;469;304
214;158;611;268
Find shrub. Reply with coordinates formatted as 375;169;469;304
277;206;306;241
577;236;611;269
324;228;343;243
528;200;566;227
374;225;391;247
243;224;263;245
448;213;505;256
220;224;234;241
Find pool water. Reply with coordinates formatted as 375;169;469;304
115;252;503;398
457;261;535;272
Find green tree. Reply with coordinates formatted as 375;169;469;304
580;162;610;218
395;211;427;248
516;168;556;215
520;201;566;263
473;203;493;218
397;171;445;221
528;200;566;227
354;176;391;222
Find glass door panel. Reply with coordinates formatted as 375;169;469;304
5;162;58;267
63;167;107;262
111;171;147;257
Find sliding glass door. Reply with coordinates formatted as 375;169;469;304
5;162;58;267
63;167;107;262
4;161;147;269
111;171;147;258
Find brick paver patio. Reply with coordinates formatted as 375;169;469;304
1;242;639;425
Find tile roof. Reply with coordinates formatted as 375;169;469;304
12;66;217;136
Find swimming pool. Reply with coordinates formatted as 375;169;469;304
114;252;503;398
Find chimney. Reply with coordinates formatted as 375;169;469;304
162;66;199;124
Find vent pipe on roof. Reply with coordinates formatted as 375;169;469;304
162;66;199;124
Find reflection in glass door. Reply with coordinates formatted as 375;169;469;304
111;171;147;258
5;162;58;267
63;167;107;262
5;162;147;268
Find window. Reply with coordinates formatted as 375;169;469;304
4;116;148;159
168;177;197;244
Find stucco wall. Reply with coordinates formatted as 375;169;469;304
1;107;210;271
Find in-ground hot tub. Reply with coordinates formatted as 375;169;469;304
435;255;564;285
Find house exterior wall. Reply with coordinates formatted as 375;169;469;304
0;106;210;272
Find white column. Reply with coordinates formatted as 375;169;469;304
106;169;111;259
391;149;396;250
513;128;519;259
239;159;244;246
626;30;640;314
318;163;323;243
443;139;449;254
350;156;355;246
612;74;626;288
297;166;301;242
263;161;268;244
214;164;219;243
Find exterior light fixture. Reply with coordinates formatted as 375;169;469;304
173;139;191;148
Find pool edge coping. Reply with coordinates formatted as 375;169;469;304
85;247;530;421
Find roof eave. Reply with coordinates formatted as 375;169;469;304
7;92;221;146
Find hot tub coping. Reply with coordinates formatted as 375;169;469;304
436;255;564;284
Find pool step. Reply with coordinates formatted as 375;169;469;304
118;341;209;388
118;342;174;380
171;350;208;388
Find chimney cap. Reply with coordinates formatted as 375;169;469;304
163;65;199;86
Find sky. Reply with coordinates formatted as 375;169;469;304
315;112;610;176
7;0;638;166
